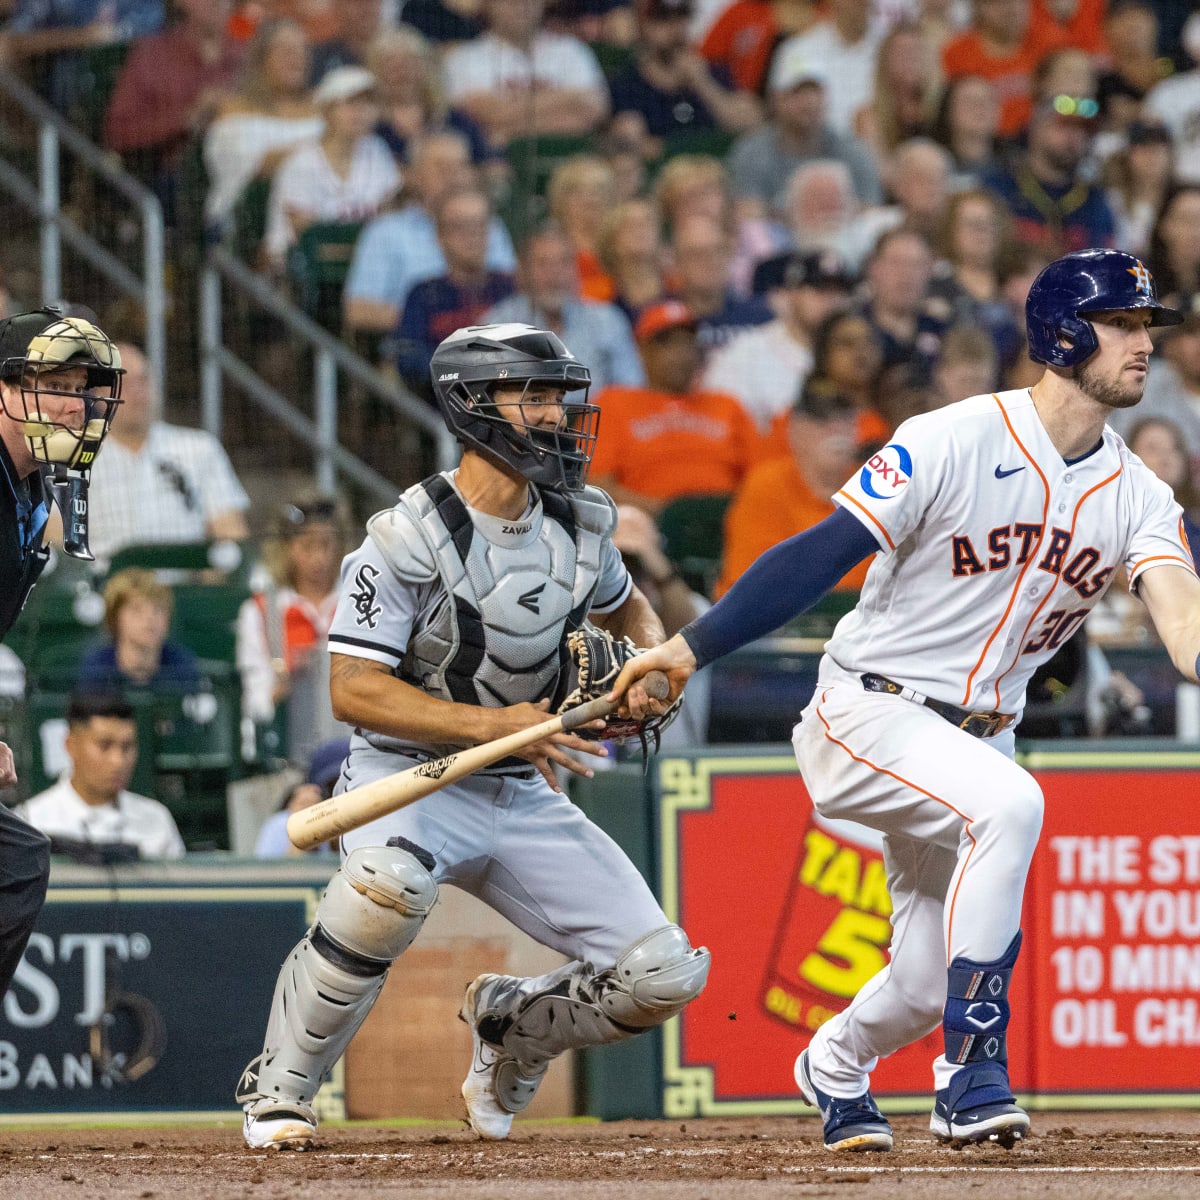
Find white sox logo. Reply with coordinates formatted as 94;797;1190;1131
352;563;382;628
415;756;452;780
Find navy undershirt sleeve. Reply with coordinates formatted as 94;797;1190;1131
680;507;879;668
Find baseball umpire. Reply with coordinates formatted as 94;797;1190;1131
236;323;710;1150
0;307;123;1002
612;248;1200;1151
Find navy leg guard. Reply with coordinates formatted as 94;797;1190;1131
932;932;1030;1147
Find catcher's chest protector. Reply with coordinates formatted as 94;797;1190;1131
395;474;610;708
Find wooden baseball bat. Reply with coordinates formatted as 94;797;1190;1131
287;671;670;850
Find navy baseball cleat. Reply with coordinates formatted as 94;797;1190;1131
930;1062;1030;1147
795;1048;894;1152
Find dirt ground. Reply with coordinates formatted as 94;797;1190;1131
2;1111;1200;1200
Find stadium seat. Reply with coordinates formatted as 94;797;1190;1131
287;221;364;331
501;133;596;243
657;493;732;598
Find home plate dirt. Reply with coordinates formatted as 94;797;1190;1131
2;1112;1200;1199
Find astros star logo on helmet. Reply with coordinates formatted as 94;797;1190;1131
1126;261;1153;299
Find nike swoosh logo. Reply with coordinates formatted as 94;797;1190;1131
994;465;1025;479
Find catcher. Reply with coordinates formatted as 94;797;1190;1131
237;323;710;1150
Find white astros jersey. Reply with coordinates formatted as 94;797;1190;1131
827;388;1196;715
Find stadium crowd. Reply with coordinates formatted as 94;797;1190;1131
3;0;1200;852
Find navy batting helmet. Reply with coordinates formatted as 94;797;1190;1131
1026;249;1183;369
431;323;598;492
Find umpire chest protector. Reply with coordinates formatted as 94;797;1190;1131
369;472;617;712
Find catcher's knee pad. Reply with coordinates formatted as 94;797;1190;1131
324;842;439;961
488;926;710;1070
943;930;1021;1070
248;842;437;1104
601;925;712;1027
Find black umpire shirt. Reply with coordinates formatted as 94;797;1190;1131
0;435;50;639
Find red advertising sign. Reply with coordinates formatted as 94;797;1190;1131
658;753;1199;1118
1025;763;1200;1096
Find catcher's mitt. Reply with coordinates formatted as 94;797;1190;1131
556;624;682;748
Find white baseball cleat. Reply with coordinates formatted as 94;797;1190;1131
459;973;547;1140
242;1097;318;1151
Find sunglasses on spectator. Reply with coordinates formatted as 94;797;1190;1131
1049;95;1099;120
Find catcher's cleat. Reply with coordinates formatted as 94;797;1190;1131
795;1048;894;1152
459;973;548;1140
242;1097;318;1151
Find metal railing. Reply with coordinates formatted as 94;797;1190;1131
200;247;456;501
0;67;166;396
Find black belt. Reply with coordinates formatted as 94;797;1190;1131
860;673;1016;739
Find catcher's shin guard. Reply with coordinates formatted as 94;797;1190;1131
933;931;1030;1147
479;925;711;1072
241;843;438;1106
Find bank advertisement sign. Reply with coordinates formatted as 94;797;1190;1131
0;887;318;1116
658;753;1200;1117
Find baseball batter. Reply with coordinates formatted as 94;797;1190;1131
614;249;1200;1150
237;323;710;1150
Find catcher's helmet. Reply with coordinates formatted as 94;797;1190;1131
1026;249;1182;369
430;323;598;492
0;306;123;468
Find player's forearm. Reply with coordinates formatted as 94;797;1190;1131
592;586;666;648
681;508;877;667
330;656;497;747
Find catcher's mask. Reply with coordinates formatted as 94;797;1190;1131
0;307;123;468
430;323;598;492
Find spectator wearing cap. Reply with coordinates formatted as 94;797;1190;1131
607;0;762;164
263;65;401;267
237;492;352;731
1109;298;1200;475
589;301;768;517
701;0;820;96
940;0;1066;139
1145;11;1200;186
485;225;645;393
439;0;609;147
253;736;350;857
1103;120;1175;258
393;186;515;395
102;0;245;226
726;40;881;221
668;215;773;353
701;250;853;435
308;0;388;84
979;92;1115;258
715;376;869;597
766;0;883;136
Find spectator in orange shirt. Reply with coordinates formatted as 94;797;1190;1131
942;0;1064;137
590;300;767;515
701;0;819;95
1035;0;1107;57
716;376;869;596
